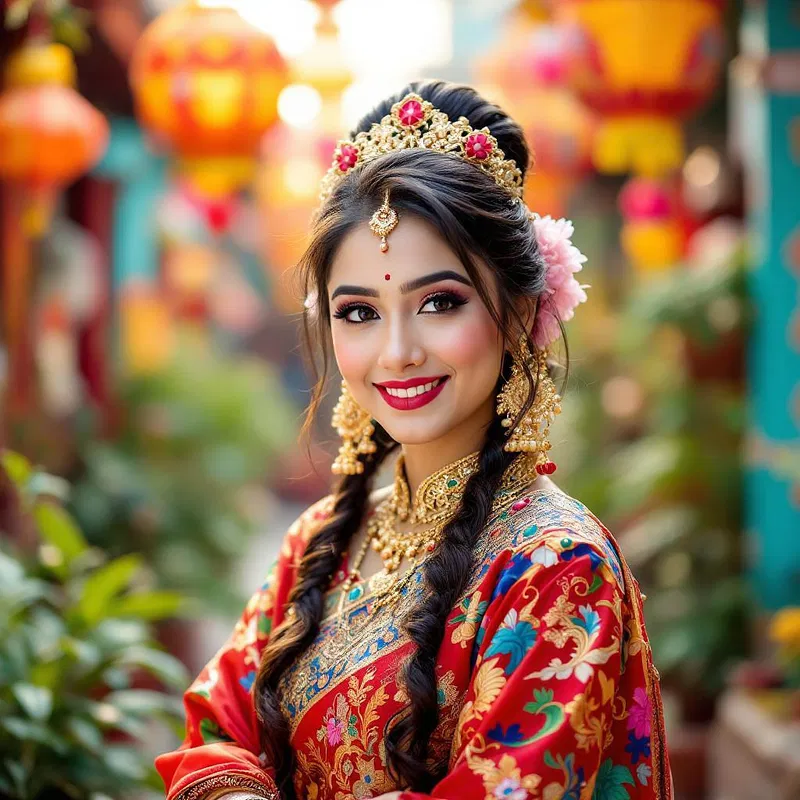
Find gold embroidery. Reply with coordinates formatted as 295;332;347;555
464;734;542;800
299;667;394;799
174;774;277;800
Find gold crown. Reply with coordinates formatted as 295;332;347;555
318;93;524;204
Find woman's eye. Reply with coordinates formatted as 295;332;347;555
420;292;466;314
334;304;378;324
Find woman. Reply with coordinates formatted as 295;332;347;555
156;81;671;800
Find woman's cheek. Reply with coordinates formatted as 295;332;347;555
332;328;374;385
436;311;501;367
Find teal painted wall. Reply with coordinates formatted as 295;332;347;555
741;0;800;610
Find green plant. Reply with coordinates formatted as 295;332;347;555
556;245;751;712
610;251;750;705
0;450;188;800
69;346;299;615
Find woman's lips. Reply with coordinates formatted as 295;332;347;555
375;376;450;411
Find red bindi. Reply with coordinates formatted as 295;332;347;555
384;273;391;281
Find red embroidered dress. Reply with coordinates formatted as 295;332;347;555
156;486;671;800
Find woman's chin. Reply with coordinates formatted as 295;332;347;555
377;419;452;447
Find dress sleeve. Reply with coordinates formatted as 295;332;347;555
400;533;649;800
155;497;335;800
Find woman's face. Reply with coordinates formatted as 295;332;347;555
327;213;505;448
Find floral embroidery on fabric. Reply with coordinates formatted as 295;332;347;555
450;590;489;648
298;668;393;799
157;491;670;800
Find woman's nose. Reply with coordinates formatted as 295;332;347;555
376;317;425;374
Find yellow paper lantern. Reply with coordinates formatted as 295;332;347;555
555;0;725;176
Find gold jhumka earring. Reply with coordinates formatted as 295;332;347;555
369;189;399;253
496;334;562;475
331;379;377;475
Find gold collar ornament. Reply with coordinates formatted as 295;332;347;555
369;189;399;253
337;450;540;611
319;92;524;205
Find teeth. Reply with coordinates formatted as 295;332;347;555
384;378;443;398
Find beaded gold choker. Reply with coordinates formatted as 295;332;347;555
318;92;524;204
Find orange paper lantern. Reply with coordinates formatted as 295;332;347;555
130;2;288;198
0;42;109;234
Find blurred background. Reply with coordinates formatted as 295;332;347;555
0;0;799;798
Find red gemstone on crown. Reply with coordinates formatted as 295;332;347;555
465;133;493;160
398;99;424;127
335;143;359;172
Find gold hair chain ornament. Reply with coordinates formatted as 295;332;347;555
319;93;524;205
369;189;399;253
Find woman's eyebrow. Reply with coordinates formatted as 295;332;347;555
330;270;472;301
330;284;379;300
399;270;473;294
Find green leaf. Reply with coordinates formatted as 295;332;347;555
12;683;53;721
115;646;189;689
105;689;184;719
523;688;554;713
107;590;184;621
101;746;148;781
1;717;69;753
3;758;28;795
33;502;88;568
592;759;635;800
65;716;104;753
77;554;143;626
1;450;33;488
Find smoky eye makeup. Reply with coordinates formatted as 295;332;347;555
332;287;469;325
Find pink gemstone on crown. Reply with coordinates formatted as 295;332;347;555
398;98;424;127
465;132;493;160
335;143;359;172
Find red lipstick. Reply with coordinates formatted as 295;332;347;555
374;376;449;411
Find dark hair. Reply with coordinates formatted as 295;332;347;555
254;79;561;797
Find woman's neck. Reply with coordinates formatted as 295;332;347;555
400;398;495;501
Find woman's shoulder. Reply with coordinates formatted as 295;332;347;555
481;483;626;589
278;493;337;558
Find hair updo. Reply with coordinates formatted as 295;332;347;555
254;79;557;798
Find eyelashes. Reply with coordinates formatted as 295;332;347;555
332;290;469;325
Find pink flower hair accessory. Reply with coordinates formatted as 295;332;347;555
530;214;589;350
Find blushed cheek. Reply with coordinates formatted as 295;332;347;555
331;329;373;385
437;310;502;372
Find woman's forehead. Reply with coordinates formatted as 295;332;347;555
328;216;466;285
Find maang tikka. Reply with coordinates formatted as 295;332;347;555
369;189;399;253
331;379;377;475
496;335;562;475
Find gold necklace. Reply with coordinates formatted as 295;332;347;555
336;450;540;616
